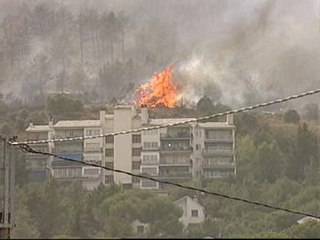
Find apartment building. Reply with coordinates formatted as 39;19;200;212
139;114;235;190
51;120;103;189
25;105;236;189
25;123;53;181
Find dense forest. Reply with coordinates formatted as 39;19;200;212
0;94;319;238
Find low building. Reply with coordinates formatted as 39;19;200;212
174;195;206;229
131;219;150;236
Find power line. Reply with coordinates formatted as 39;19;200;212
9;88;320;146
16;143;320;220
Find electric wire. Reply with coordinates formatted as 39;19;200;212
9;88;320;146
15;143;320;220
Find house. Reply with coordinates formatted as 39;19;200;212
131;219;150;236
174;195;206;229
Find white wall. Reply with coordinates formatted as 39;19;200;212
114;106;133;185
176;197;206;228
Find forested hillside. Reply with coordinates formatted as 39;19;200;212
1;98;319;239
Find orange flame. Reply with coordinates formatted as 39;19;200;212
136;66;180;108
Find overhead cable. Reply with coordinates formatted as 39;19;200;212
16;143;320;220
9;88;320;146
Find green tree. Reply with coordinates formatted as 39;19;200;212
235;112;258;135
63;183;88;238
0;92;7;115
236;135;257;183
12;203;40;239
283;109;300;123
303;103;319;121
47;93;83;117
0;122;14;134
256;141;285;183
287;123;317;181
244;231;290;238
286;221;320;238
140;197;183;237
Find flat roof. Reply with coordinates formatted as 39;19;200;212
197;122;235;128
149;119;234;128
150;118;195;126
54;120;101;128
114;105;133;109
25;125;50;132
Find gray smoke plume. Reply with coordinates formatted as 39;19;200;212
0;0;318;110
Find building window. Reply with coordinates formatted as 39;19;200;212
137;225;144;234
196;144;201;151
143;129;158;135
143;142;158;149
142;154;158;165
141;166;158;176
133;176;140;184
105;148;114;157
206;130;232;140
105;175;114;184
122;183;132;189
132;134;141;143
141;180;158;188
85;142;101;152
105;162;114;169
132;148;141;156
86;129;101;136
191;209;199;217
105;136;114;144
132;161;141;170
83;168;100;175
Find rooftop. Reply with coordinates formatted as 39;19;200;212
150;118;195;126
26;125;51;132
197;122;235;128
174;195;205;209
54;120;101;128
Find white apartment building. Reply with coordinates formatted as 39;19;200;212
25;105;236;190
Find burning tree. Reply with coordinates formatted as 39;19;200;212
135;66;180;108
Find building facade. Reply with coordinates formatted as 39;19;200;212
25;105;236;189
174;195;206;229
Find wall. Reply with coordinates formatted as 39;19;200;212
113;106;133;185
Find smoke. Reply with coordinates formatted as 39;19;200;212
0;0;318;110
160;0;320;108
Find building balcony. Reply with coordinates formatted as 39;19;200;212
141;147;160;151
84;147;103;153
141;159;159;165
157;172;192;180
51;158;83;167
27;153;49;160
202;149;234;157
203;162;236;169
159;160;190;166
160;133;191;140
204;138;233;143
160;145;193;153
56;153;83;161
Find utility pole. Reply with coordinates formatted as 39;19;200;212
0;136;15;239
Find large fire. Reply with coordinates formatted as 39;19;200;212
135;66;180;108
